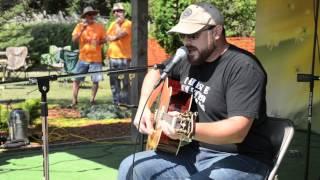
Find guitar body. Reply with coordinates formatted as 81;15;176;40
146;78;192;155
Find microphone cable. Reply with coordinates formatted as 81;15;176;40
130;70;165;179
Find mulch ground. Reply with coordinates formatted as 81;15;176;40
48;107;82;119
28;107;131;145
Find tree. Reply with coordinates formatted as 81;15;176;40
149;0;256;53
150;0;191;54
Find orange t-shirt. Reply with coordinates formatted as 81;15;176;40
106;19;132;59
72;22;106;63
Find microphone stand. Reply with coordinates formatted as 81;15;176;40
37;76;55;180
0;65;155;180
296;0;319;179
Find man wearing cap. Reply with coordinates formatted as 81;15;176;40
71;6;106;106
106;2;132;105
118;2;271;180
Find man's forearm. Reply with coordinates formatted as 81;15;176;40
112;20;128;41
193;116;253;144
72;25;87;43
108;31;128;41
72;35;80;43
72;31;83;43
134;69;160;122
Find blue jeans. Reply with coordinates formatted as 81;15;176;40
74;60;103;83
118;145;270;180
109;58;130;104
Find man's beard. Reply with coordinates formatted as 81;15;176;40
187;45;216;65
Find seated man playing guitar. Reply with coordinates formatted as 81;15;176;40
118;2;272;180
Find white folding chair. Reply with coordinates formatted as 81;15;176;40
5;46;29;79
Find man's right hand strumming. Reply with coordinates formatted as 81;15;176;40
134;108;155;135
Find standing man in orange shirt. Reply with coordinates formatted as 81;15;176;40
106;2;132;105
71;6;106;106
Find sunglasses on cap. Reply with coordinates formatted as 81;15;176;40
179;26;215;40
85;12;97;17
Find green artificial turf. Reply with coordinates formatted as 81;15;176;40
0;142;135;180
0;131;320;180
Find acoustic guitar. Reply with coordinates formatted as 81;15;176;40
146;78;196;155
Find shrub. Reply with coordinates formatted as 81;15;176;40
0;22;76;64
18;99;41;124
0;106;9;131
79;104;131;120
0;98;40;131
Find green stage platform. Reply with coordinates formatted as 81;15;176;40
0;131;319;180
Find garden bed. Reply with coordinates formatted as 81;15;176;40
25;107;132;147
35;107;130;143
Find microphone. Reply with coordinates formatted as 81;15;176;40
159;46;188;80
153;46;188;89
297;74;320;82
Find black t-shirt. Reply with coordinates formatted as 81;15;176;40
167;45;273;166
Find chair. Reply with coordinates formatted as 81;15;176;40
0;51;7;81
264;117;295;180
40;45;78;75
59;49;78;74
41;45;67;75
5;46;29;79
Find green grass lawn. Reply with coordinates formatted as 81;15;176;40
0;70;113;105
0;68;132;134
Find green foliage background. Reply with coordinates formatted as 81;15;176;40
150;0;256;53
0;0;256;62
0;0;131;64
0;22;76;64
